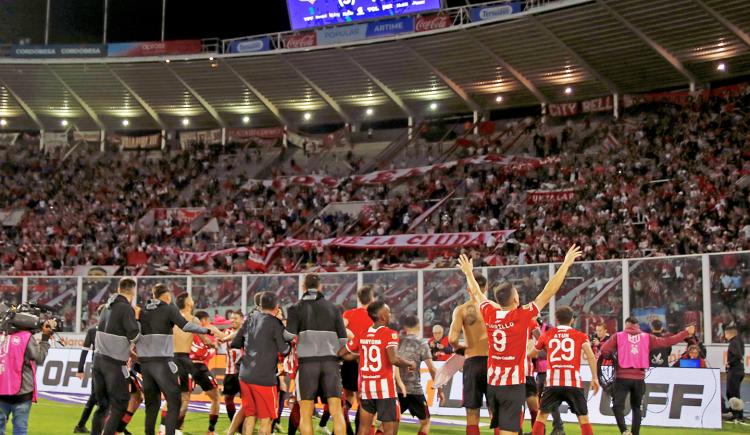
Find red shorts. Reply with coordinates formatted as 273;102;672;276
240;381;278;419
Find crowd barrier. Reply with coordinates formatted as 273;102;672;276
4;251;749;372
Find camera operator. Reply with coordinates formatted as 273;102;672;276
91;278;140;435
0;318;53;435
137;284;213;435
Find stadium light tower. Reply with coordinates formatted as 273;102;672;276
122;119;129;127
564;87;573;95
303;112;312;121
61;119;69;127
717;62;727;72
242;115;251;124
496;95;504;103
366;108;374;116
182;118;190;126
0;119;7;127
430;102;438;111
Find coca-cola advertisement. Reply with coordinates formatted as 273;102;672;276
283;32;317;49
416;15;453;32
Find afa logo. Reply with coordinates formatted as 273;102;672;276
339;0;355;6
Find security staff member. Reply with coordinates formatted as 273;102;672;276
91;278;141;435
137;284;212;435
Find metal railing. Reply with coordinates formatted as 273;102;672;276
4;250;748;350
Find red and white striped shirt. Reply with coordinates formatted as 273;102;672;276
224;328;243;375
346;326;399;399
535;325;588;388
480;301;540;386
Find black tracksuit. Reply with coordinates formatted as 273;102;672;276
726;334;745;419
75;328;97;429
137;299;209;435
91;295;140;435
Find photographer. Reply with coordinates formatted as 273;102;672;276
0;317;53;435
91;278;140;435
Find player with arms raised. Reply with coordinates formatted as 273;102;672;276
338;300;416;435
447;273;489;435
530;305;599;435
457;245;581;435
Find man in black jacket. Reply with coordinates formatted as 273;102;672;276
137;283;213;435
91;278;141;435
232;292;292;435
724;324;745;421
649;320;671;367
287;274;348;435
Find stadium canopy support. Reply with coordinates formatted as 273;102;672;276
400;41;483;115
464;33;550;106
595;0;699;87
222;62;289;128
165;63;227;136
284;59;354;127
47;66;107;150
528;16;620;96
340;48;415;120
692;0;750;48
0;76;45;133
107;66;168;131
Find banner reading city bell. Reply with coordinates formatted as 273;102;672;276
38;348;721;429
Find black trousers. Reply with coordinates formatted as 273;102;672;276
726;368;744;417
76;391;97;428
536;372;564;429
141;360;182;435
91;355;131;435
611;378;646;435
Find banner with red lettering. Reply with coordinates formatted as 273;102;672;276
283;32;317;48
352;154;548;185
245;175;340;189
547;102;579;117
526;188;577;204
179;129;222;147
415;15;453;32
281;230;515;250
226;127;283;146
581;96;613;113
150;230;515;270
242;154;551;190
109;133;161;150
153;208;206;223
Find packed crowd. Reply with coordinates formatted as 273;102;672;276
0;87;749;280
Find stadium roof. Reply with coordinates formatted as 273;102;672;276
0;0;749;132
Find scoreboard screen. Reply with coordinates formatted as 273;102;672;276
287;0;441;30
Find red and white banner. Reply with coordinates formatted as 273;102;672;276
0;133;20;147
547;102;579;117
72;131;101;143
153;208;206;223
280;230;515;250
415;15;453;32
526;188;576;204
245;174;340;189
581;95;614;113
111;133;161;150
226;127;283;146
179;129;222;147
242;154;551;190
352;154;548;185
283;32;317;48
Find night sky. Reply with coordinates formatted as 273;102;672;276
0;0;487;44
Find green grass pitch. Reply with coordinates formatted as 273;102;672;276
24;398;749;434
